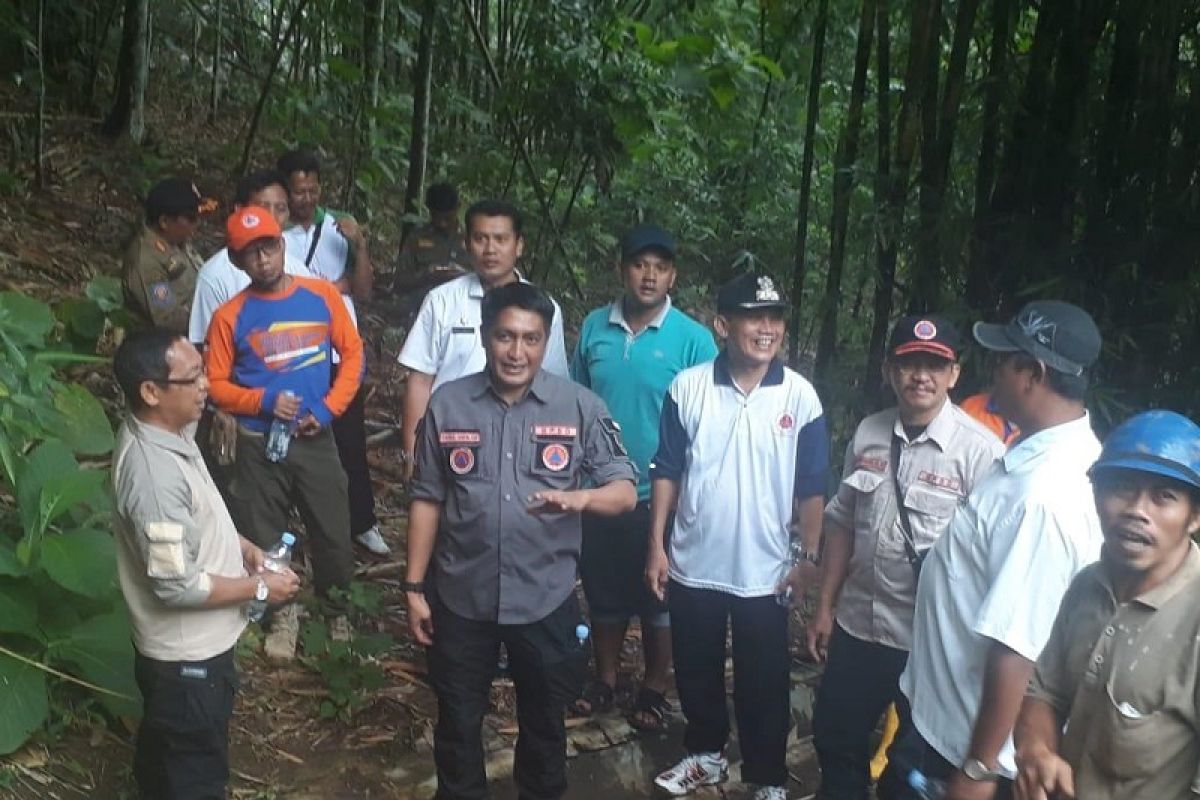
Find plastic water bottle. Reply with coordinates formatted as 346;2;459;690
265;391;296;463
248;532;296;622
907;769;946;800
575;624;590;650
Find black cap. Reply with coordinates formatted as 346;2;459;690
144;178;204;220
717;272;787;314
426;182;459;212
888;314;961;361
972;300;1101;377
620;224;675;262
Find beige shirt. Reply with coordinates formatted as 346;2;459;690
1028;545;1200;799
112;415;247;662
824;400;1004;650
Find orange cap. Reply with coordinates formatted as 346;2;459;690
226;206;282;252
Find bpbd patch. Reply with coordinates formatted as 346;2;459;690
541;442;570;471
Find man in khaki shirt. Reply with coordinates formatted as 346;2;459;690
811;315;1004;799
111;329;299;799
1015;409;1200;800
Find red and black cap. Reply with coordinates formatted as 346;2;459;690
888;314;961;361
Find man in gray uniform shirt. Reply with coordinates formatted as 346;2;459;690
111;329;299;799
404;282;637;800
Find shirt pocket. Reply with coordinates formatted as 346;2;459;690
842;468;889;533
1091;683;1180;781
899;484;961;550
524;431;579;490
143;521;187;579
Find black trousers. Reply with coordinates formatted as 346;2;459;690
888;725;1014;800
668;580;791;787
331;366;378;538
133;647;238;800
428;594;587;800
813;624;913;800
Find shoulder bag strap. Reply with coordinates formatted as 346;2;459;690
890;433;923;568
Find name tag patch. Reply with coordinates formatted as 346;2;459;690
451;326;474;334
533;425;577;438
449;447;476;475
856;456;888;473
918;471;961;492
440;430;481;445
541;443;571;471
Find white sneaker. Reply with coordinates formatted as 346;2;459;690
653;752;728;796
750;786;787;800
354;524;390;556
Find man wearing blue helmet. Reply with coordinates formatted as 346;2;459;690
1014;409;1200;800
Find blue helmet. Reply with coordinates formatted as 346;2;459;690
1089;410;1200;490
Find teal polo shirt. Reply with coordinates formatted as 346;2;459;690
570;297;718;500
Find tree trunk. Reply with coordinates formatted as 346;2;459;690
787;0;829;367
983;0;1065;304
965;0;1014;311
34;0;46;188
813;0;876;385
912;0;980;312
862;0;895;409
362;0;385;148
236;0;311;176
102;0;149;142
207;0;223;123
399;0;436;257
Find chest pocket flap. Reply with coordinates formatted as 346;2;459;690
842;468;887;494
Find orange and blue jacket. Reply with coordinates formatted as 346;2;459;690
205;276;363;433
960;392;1020;446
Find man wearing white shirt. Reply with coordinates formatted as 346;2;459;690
896;301;1104;800
276;149;386;556
188;169;313;346
397;199;570;481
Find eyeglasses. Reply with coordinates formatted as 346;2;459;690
155;371;205;387
239;238;283;260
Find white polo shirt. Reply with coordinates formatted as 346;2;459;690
900;413;1103;777
649;355;828;596
397;272;570;391
281;210;358;326
187;247;312;344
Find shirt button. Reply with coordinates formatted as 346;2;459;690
1104;625;1115;636
506;452;513;460
504;493;512;502
1093;654;1104;665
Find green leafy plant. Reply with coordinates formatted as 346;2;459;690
0;285;138;755
299;618;392;722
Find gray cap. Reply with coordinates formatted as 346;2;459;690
972;300;1101;377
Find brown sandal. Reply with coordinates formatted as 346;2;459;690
570;680;614;717
628;687;672;732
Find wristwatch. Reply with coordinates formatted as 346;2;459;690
254;577;269;603
402;581;426;594
789;540;820;567
962;758;1001;782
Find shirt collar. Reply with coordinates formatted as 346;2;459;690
892;398;955;450
466;269;526;299
1099;543;1200;610
712;352;786;389
468;369;551;405
607;296;673;332
127;413;200;459
1002;412;1094;473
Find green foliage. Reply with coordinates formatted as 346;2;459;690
0;283;137;756
299;618;392;723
